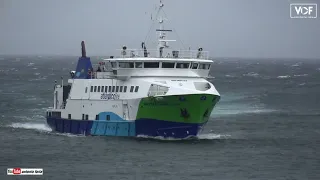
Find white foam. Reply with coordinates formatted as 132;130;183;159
294;74;308;77
212;104;276;116
197;133;231;139
8;123;52;132
243;72;259;77
291;62;302;67
277;75;290;79
136;133;230;141
27;62;34;66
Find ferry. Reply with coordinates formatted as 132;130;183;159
46;0;220;138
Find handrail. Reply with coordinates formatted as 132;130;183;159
109;49;209;59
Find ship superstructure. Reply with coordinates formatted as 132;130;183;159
46;0;220;138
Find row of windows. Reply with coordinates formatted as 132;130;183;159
112;62;211;70
67;114;111;121
88;85;139;93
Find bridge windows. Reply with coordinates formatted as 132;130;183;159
199;64;211;70
162;62;175;68
101;86;104;92
97;86;101;92
135;86;139;92
68;114;71;119
176;63;190;69
124;86;127;92
191;63;198;69
90;86;93;92
130;86;134;92
112;86;115;92
94;86;97;92
106;115;110;120
95;115;99;120
114;61;210;70
116;86;119;92
119;62;134;68
135;62;143;68
120;86;123;92
85;87;88;93
144;62;159;68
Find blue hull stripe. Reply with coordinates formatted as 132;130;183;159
135;118;203;138
46;118;203;138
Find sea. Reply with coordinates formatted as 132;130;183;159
0;56;319;180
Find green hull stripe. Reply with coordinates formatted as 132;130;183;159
136;94;220;124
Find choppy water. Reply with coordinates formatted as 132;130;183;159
0;56;319;180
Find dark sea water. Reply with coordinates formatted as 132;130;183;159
0;56;319;180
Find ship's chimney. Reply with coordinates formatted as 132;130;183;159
81;41;86;58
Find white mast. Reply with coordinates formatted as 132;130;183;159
156;0;176;58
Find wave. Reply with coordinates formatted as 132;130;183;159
293;74;308;77
243;72;259;77
136;133;231;141
291;62;302;67
8;123;52;132
212;108;276;116
277;75;290;79
7;122;85;137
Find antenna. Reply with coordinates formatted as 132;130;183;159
157;0;175;57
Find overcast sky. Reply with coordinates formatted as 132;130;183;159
0;0;319;59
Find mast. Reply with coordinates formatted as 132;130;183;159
156;0;175;58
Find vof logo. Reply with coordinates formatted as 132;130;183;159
290;3;317;18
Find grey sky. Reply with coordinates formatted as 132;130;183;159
0;0;319;59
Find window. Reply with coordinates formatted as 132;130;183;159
162;62;175;68
94;86;97;92
106;115;110;120
82;114;85;120
112;86;115;92
191;63;198;69
85;115;89;120
101;86;104;92
108;86;112;92
120;86;123;92
68;114;71;119
135;62;143;68
52;111;61;118
130;86;134;92
116;86;119;92
144;62;159;68
111;62;117;68
85;87;88;93
97;86;101;92
105;86;108;92
90;86;93;92
135;86;139;92
176;63;190;69
119;62;134;68
199;64;211;69
95;115;99;120
124;86;127;92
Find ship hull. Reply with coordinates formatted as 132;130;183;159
46;117;204;138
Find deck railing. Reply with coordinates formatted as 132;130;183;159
109;49;209;59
